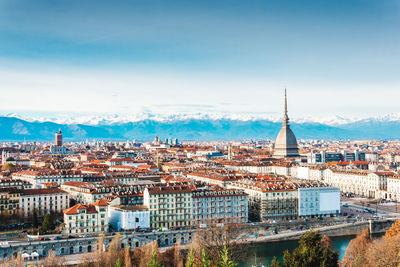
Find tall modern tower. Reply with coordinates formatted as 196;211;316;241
273;89;300;158
55;129;63;147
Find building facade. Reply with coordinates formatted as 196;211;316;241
63;199;109;235
143;184;194;229
192;189;248;226
108;205;150;231
20;188;69;216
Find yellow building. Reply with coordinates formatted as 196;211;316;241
0;188;21;215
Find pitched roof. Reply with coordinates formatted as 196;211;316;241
64;203;98;215
93;198;109;206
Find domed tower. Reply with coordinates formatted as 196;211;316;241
273;89;300;158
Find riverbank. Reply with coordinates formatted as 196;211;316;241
242;219;394;244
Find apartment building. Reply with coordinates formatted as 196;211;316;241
0;188;21;215
387;176;400;201
227;179;298;221
0;179;32;189
143;184;194;229
185;172;239;187
324;169;392;199
20;188;69;216
61;181;145;204
63;199;109;235
12;170;85;187
192;188;248;226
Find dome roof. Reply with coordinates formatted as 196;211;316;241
273;125;300;158
5;157;16;162
273;89;300;158
275;126;299;150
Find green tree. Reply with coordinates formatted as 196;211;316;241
32;208;39;228
282;231;339;267
217;246;238;267
41;213;55;233
147;248;163;267
269;256;282;267
201;249;211;267
185;249;195;267
114;258;122;267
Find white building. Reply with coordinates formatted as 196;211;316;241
108;205;150;231
63;199;109;235
12;170;85;187
298;187;340;218
20;188;70;216
324;169;392;199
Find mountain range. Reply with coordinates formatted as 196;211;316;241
1;113;400;141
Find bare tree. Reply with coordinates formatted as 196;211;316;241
124;246;132;267
190;224;246;265
94;235;108;267
106;233;122;267
342;229;371;267
42;250;66;266
7;252;25;267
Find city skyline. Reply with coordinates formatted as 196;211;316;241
1;0;400;118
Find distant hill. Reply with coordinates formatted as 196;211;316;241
0;115;398;141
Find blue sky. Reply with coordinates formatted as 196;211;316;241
1;0;400;120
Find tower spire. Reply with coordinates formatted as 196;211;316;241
283;88;289;126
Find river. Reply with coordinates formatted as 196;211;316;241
239;235;356;267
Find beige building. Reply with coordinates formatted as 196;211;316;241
227;179;298;221
0;188;21;215
324;169;392;199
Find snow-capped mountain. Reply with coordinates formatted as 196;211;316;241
0;112;400;141
5;112;400;126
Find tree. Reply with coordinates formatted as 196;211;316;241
201;249;211;267
342;229;371;267
114;258;122;267
32;208;39;228
217;246;238;267
41;213;56;233
42;250;66;266
185;249;195;267
282;231;339;267
147;248;163;267
189;224;244;264
1;163;15;172
385;219;400;239
269;257;282;267
364;233;400;267
124;246;132;267
94;235;107;267
107;233;122;267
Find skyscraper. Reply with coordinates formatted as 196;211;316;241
55;129;63;147
273;89;300;158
